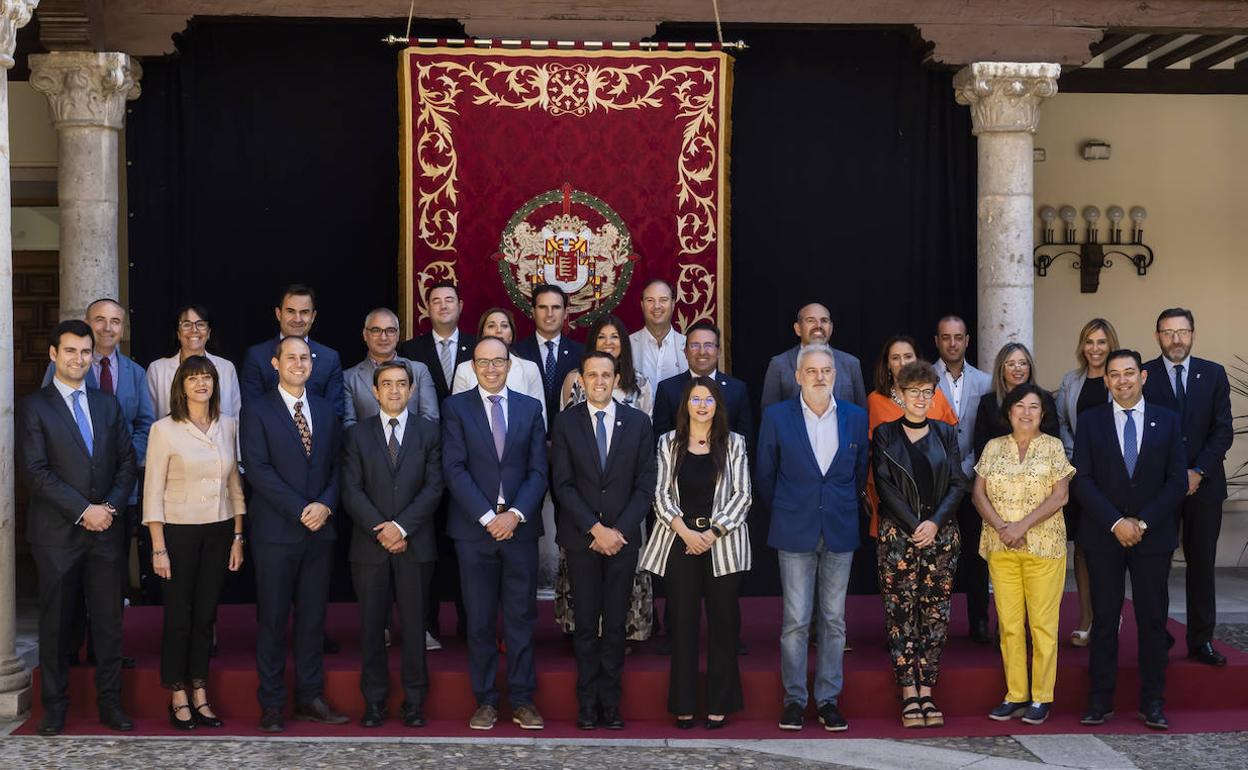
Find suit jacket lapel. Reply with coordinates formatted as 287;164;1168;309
827;402;851;477
272;389;307;457
602;403;629;474
468;393;497;461
87;391;109;453
788;399;822;475
371;415;395;471
45;387;91;457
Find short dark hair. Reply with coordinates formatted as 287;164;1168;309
373;360;412;387
50;319;93;350
895;360;940;390
580;350;618;375
999;382;1049;422
685;320;721;342
273;335;310;358
475;335;511;358
170;355;221;423
642;278;675;296
276;283;316;309
1106;348;1143;370
935;315;967;334
1155;307;1195;332
530;284;567;308
427;279;460;299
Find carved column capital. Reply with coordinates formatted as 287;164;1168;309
0;0;38;69
954;62;1060;135
28;50;142;129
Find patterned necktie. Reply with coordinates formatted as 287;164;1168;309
98;357;114;396
543;340;557;393
438;339;454;390
595;410;609;470
488;395;507;459
71;390;93;456
293;400;312;457
1122;408;1138;477
387;417;400;468
1174;364;1187;420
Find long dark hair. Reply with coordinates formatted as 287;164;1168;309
673;376;729;481
873;335;918;396
585;314;639;394
170;355;221;423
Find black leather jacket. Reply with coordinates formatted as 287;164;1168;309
872;419;967;535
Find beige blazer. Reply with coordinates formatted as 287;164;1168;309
143;415;245;525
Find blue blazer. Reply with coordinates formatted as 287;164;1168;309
1072;402;1187;554
440;388;548;542
756;397;868;554
239;389;342;545
240;336;345;420
1142;356;1233;502
652;370;755;446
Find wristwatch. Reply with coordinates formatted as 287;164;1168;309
233;533;246;544
711;524;727;538
102;502;117;516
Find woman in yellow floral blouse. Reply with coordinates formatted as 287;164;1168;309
972;383;1074;727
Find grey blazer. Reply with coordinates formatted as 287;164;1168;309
761;345;866;411
1055;368;1112;459
934;359;993;476
342;355;439;428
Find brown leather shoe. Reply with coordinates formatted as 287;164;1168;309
512;703;545;730
469;704;498;730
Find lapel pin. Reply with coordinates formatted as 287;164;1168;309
616;421;622;427
1150;421;1156;428
1196;373;1202;379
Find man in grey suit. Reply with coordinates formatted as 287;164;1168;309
761;303;866;410
933;315;995;644
343;307;439;428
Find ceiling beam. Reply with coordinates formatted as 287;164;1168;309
1089;32;1130;57
1148;34;1224;68
1191;36;1248;68
1103;33;1182;68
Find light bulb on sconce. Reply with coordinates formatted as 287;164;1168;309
1129;206;1147;223
1107;205;1125;224
1039;205;1057;223
1058;205;1078;225
1034;202;1154;292
1082;206;1101;225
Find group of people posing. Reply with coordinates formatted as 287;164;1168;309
18;277;1231;737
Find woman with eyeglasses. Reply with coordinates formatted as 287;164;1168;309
1054;318;1119;647
972;343;1060;460
451;307;546;423
639;376;752;729
146;305;241;419
871;361;967;728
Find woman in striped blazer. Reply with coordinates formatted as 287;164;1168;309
640;376;752;729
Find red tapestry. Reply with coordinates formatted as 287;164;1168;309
399;45;733;344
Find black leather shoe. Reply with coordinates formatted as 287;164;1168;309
576;704;598;730
295;696;349;725
99;705;134;732
192;701;224;728
1079;706;1114;726
37;710;65;736
400;703;426;727
120;656;137;670
704;716;727;730
260;707;284;733
970;619;994;646
169;703;197;731
1139;705;1170;730
1187;642;1227;667
675;716;696;729
600;705;625;730
323;635;341;654
360;703;386;728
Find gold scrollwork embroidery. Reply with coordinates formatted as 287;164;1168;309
673;263;716;332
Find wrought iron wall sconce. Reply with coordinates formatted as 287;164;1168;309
1034;204;1154;293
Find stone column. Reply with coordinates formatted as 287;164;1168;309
953;62;1059;363
29;50;141;321
0;0;38;719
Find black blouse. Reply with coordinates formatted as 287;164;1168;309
903;431;937;509
677;452;716;520
1077;375;1108;415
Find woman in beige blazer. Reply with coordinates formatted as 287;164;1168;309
143;356;245;730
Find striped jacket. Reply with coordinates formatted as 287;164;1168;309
639;430;752;577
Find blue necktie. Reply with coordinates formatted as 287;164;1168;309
543;340;557;393
1122;408;1138;477
71;390;93;456
488;395;507;460
1174;364;1187;420
595;410;609;470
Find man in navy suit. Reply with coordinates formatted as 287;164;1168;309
19;320;138;735
396;280;477;404
652;321;754;443
1073;349;1187;731
512;284;583;432
240;336;348;732
240;284;345;419
442;336;548;730
757;343;868;733
1142;308;1233;667
551;351;657;730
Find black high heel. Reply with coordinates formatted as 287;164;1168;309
675;715;696;730
169;703;196;731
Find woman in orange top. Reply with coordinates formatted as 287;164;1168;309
866;336;958;536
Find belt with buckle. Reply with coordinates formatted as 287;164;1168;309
683;516;711;531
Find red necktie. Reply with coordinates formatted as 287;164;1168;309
99;357;114;395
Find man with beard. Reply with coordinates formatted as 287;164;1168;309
761;303;865;410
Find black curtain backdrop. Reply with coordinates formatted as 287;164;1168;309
127;20;976;597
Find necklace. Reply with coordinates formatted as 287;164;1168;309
901;415;928;429
890;388;904;407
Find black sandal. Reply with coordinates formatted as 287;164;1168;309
919;695;944;727
193;701;224;728
901;696;925;728
169;703;196;731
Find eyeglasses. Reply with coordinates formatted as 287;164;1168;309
474;357;509;369
178;320;209;332
688;342;719;351
902;388;936;399
366;326;399;337
1003;360;1030;370
689;396;716;407
1158;329;1192;340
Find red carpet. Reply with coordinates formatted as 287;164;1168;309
18;594;1248;737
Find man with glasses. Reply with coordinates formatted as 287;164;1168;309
652;321;752;441
1142;308;1233;667
344;307;439;428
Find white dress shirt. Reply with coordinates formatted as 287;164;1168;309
630;327;688;389
801;396;839;475
475;386;525;526
380;408;410;537
1163;355;1191;396
587;398;618;451
277;384;313;436
942;364;965;417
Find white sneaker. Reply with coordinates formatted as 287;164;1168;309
425;631;443;651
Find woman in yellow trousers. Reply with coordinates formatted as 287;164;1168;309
972;383;1074;726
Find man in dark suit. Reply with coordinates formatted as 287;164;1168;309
652;320;754;443
240;336;348;732
240;283;345;419
513;284;583;431
17;320;138;735
442;336;548;730
551;351;657;730
342;361;444;728
396;280;477;404
760;303;866;410
1073;349;1187;731
1142;308;1233;667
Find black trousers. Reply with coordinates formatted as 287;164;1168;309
33;528;125;714
664;545;743;716
252;537;334;708
353;557;433;708
954;498;989;628
160;520;233;689
1085;546;1173;710
67;503;137;659
1181;495;1222;647
566;547;638;708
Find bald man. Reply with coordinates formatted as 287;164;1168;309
760;303;865;410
